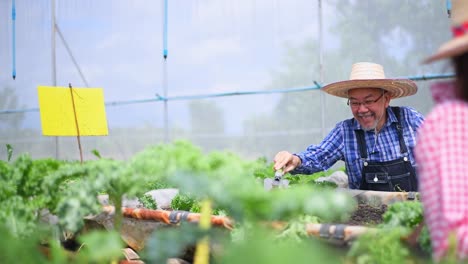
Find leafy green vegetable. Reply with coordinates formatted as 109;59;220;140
144;222;208;263
0;224;49;263
348;228;411;264
6;143;13;161
382;201;423;229
139;194;158;209
91;149;102;159
418;225;432;255
219;226;342;264
0;140;358;263
77;230;124;263
171;193;196;211
277;214;320;242
348;201;430;263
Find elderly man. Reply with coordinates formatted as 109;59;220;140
274;62;424;191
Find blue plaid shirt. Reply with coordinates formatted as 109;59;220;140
292;106;425;189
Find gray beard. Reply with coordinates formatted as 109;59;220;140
361;119;379;132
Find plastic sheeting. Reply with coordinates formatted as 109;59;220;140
0;0;452;162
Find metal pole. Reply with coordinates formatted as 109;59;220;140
55;24;90;87
12;0;16;80
318;0;326;139
51;0;59;159
162;0;169;143
163;60;169;143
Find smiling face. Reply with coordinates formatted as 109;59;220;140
347;88;390;131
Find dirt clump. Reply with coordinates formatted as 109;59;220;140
343;204;387;226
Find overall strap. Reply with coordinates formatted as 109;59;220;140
391;106;408;154
354;129;367;159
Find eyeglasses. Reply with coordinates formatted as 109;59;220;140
347;92;385;109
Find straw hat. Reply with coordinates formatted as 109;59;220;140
424;0;468;63
321;62;418;99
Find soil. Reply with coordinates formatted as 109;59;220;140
343;204;388;226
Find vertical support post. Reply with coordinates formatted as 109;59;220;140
51;0;59;159
12;0;16;80
162;0;169;143
318;0;326;139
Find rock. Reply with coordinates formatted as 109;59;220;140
145;188;179;209
97;194;110;206
97;188;179;209
336;188;419;206
123;198;142;208
97;194;141;208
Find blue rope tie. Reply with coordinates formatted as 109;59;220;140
313;81;322;88
155;93;168;101
446;0;452;18
163;0;168;59
12;0;16;80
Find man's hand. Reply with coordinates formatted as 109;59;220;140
273;151;302;173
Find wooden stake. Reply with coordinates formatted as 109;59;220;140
69;83;83;163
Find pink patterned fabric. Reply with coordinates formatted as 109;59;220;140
415;81;468;261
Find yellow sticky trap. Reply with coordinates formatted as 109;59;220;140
193;199;211;264
38;86;109;136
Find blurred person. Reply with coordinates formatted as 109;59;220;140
274;62;424;191
415;0;468;260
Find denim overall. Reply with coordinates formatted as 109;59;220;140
356;107;418;192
